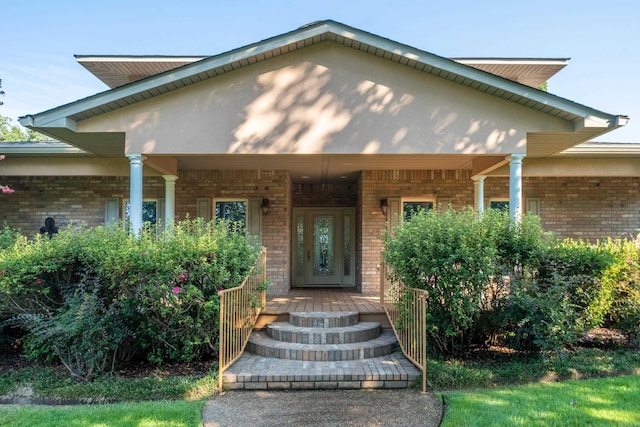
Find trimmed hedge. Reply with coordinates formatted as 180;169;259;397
383;208;640;355
0;219;262;380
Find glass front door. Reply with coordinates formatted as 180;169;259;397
292;208;355;287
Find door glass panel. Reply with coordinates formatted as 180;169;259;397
313;216;334;276
296;215;305;277
343;215;350;276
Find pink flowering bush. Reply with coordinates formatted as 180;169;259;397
0;155;15;194
0;218;262;378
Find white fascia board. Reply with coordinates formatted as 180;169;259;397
76;55;206;63
0;141;87;154
559;142;640;155
454;58;570;65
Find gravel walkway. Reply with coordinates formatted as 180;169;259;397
202;389;443;426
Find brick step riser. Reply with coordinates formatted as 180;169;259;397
289;312;359;328
224;379;414;390
245;341;396;361
266;326;381;344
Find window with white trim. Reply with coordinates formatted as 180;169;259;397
123;199;161;225
489;199;509;212
214;199;247;230
401;197;436;221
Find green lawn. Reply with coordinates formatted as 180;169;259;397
0;400;204;427
441;375;640;426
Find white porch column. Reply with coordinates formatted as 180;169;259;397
127;154;144;235
163;175;178;227
508;154;525;223
473;175;486;213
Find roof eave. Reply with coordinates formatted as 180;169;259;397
19;20;625;135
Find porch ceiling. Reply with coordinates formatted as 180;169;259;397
174;154;478;183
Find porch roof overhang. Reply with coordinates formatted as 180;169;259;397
6;141;640;181
19;20;627;162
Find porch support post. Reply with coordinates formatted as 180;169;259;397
127;154;144;236
163;175;178;227
472;175;486;214
508;154;525;223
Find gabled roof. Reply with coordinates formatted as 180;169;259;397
76;55;569;90
20;20;627;155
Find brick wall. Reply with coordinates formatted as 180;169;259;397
359;172;640;294
0;175;164;233
0;170;292;295
176;170;291;295
2;171;638;296
359;170;475;294
524;177;640;240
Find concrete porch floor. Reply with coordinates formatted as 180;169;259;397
258;288;388;328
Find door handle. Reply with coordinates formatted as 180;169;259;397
307;249;310;261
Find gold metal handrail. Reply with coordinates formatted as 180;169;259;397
218;248;267;391
380;258;428;393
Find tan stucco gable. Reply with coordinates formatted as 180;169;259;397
77;43;571;157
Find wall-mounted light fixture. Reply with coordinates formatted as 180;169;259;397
261;198;270;215
380;198;389;217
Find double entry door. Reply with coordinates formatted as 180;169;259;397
292;208;355;287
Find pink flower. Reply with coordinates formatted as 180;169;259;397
35;278;42;285
172;286;181;294
1;185;15;194
141;251;147;257
217;286;225;292
0;269;5;276
178;273;186;282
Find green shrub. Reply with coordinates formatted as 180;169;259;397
383;208;503;354
0;223;22;250
503;240;619;352
12;280;131;381
605;239;640;346
382;207;635;355
0;218;261;376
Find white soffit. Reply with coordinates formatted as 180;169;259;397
77;56;568;90
453;58;570;88
76;55;206;89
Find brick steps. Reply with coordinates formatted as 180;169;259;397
266;321;381;344
248;329;396;361
223;352;419;390
223;311;420;390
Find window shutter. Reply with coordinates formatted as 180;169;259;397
526;198;540;216
104;198;119;226
197;198;212;222
387;197;401;234
157;198;165;227
247;197;263;245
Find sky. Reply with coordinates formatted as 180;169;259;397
1;0;638;142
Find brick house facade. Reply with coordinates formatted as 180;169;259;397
2;21;635;295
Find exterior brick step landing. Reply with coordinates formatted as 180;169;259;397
223;311;421;390
222;351;420;390
265;321;381;344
